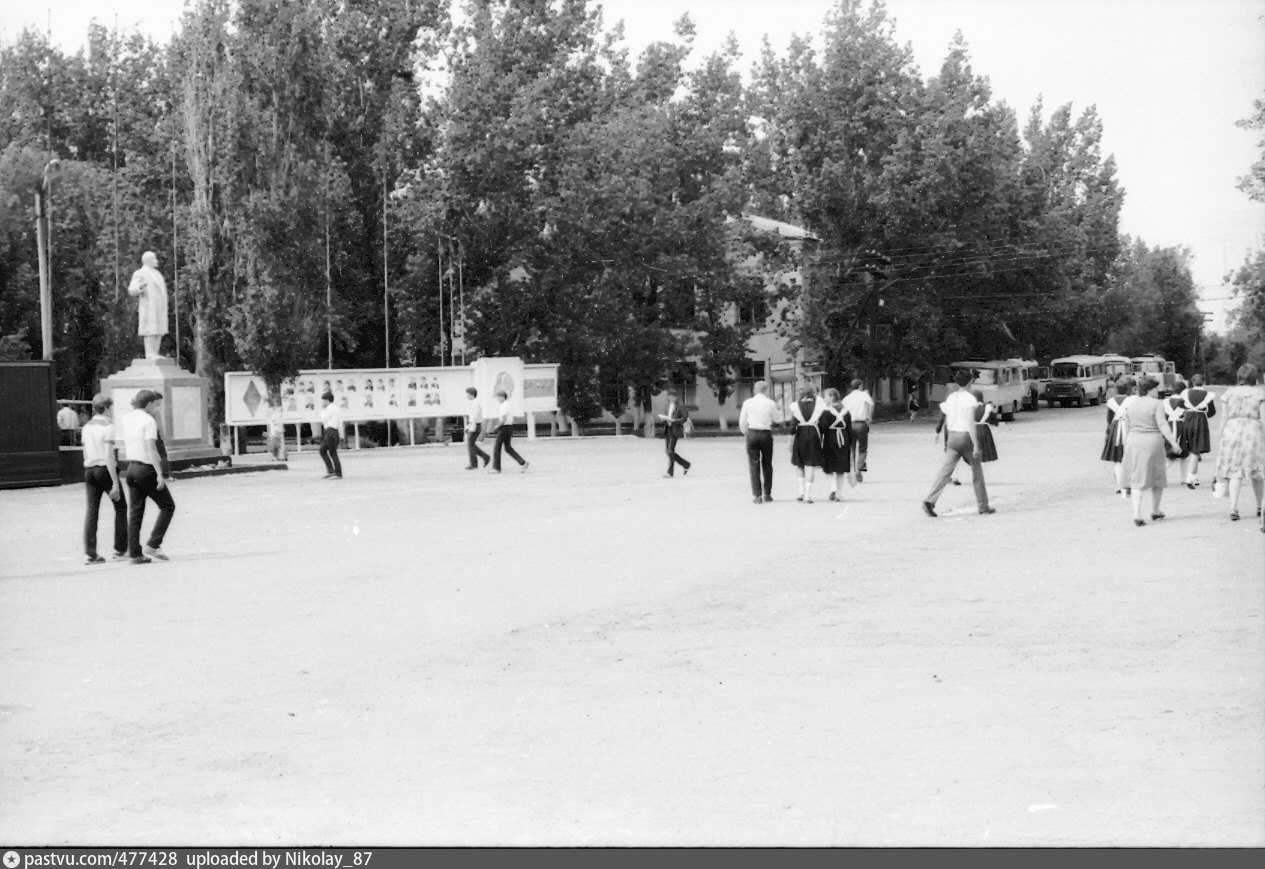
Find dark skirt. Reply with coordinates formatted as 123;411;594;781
820;426;851;475
790;425;823;467
1180;412;1212;455
1101;419;1124;462
976;423;998;463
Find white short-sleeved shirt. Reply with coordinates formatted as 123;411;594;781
466;398;483;432
121;409;158;467
739;394;781;431
941;389;979;434
498;401;514;427
841;389;874;422
57;406;80;431
81;417;116;467
321;402;343;436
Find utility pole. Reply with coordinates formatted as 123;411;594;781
34;159;60;361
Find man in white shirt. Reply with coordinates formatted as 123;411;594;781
490;389;529;472
81;393;127;564
841;379;875;481
57;401;80;446
738;379;783;503
464;386;491;469
120;389;175;563
319;391;344;479
922;369;993;517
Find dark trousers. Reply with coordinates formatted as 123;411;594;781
665;432;690;475
492;426;525;470
84;465;127;557
745;430;774;497
466;430;490;467
319;429;343;477
851;421;870;472
125;462;176;557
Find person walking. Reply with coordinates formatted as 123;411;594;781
922;368;992;517
788;385;825;502
1163;378;1189;467
1101;377;1136;497
738;379;781;504
120;389;175;563
490;390;529;472
1119;376;1183;526
657;388;691;478
463;387;491;470
970;389;999;464
1178;374;1216;488
841;379;875;481
81;393;127;565
818;387;852;501
1213;363;1265;524
319;391;343;479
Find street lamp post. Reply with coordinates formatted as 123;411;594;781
33;158;60;362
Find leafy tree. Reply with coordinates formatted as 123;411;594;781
1103;239;1204;373
1237;97;1265;203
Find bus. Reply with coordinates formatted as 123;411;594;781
1131;354;1179;392
1100;354;1132;383
929;359;1028;420
1007;358;1047;412
1046;355;1108;407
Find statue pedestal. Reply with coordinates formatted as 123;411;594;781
102;357;222;466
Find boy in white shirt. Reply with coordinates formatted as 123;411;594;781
489;390;529;472
81;393;127;564
922;369;993;517
464;387;491;469
121;389;175;563
319;391;344;479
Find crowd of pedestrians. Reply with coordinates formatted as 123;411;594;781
72;363;1265;567
1100;363;1265;531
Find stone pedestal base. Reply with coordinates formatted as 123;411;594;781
101;357;221;466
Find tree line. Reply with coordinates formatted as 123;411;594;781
1;0;1253;427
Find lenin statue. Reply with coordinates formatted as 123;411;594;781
127;251;169;359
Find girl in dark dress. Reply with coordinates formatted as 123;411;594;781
817;387;853;501
1101;378;1135;496
969;390;999;463
789;386;825;502
1178;373;1216;488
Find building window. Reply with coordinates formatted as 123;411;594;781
737;297;767;325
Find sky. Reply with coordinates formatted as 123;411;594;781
4;0;1263;330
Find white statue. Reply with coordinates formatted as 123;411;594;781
127;251;169;359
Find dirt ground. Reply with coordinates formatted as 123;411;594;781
1;403;1262;847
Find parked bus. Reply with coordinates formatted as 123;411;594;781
1131;354;1180;392
928;359;1028;420
1046;355;1108;407
1007;358;1046;412
1100;354;1132;383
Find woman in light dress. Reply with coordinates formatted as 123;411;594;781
1213;363;1265;528
1120;376;1183;527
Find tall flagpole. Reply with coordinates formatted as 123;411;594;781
437;236;445;366
382;166;389;369
172;143;179;364
325;148;332;370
